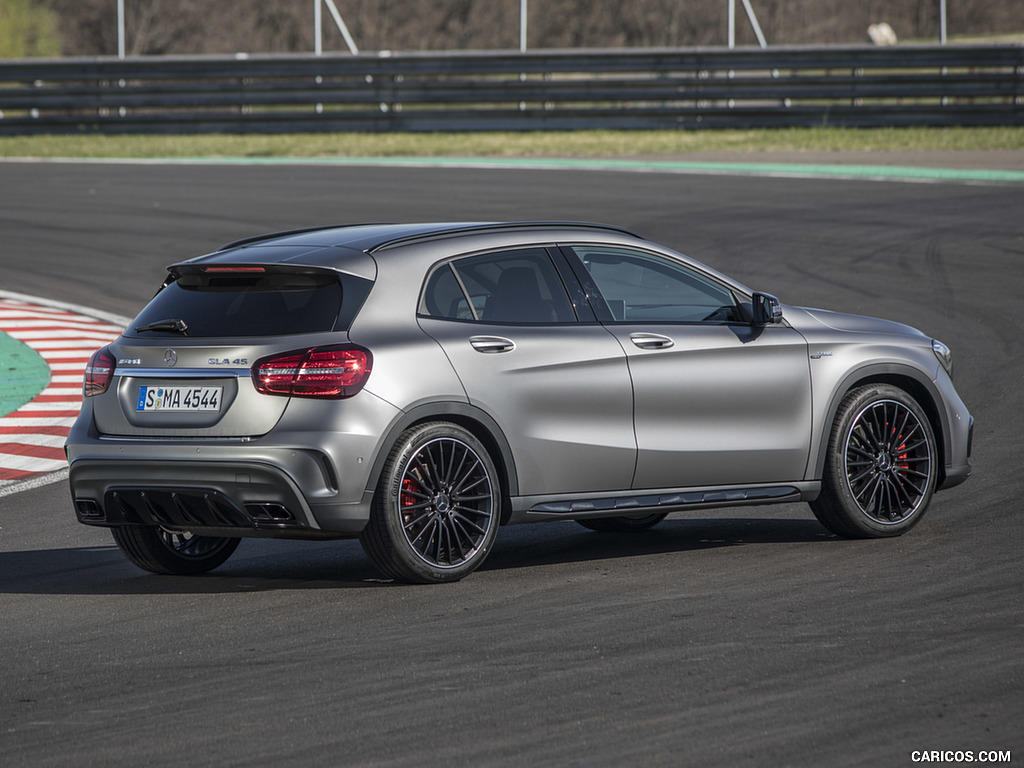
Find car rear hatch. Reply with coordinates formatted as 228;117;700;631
91;259;372;438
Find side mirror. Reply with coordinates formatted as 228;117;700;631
752;292;783;325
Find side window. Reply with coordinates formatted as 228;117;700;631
421;248;577;324
568;246;744;324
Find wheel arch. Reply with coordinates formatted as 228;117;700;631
811;364;949;486
364;402;519;523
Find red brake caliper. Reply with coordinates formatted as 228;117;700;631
897;440;909;472
401;477;421;508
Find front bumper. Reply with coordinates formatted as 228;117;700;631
938;415;973;491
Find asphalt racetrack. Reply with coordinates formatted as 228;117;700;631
1;160;1022;767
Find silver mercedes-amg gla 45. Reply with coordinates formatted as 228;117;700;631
67;222;973;583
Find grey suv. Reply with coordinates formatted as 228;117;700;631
67;222;973;583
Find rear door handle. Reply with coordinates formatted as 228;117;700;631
629;333;674;350
470;335;516;353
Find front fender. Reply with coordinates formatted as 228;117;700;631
808;362;950;483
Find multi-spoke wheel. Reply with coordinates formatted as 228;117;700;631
111;525;240;575
577;513;668;533
811;384;937;538
360;421;501;583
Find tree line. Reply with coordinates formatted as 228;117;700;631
3;0;1021;58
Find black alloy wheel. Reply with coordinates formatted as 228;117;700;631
361;422;501;583
111;525;240;575
812;384;937;538
844;399;933;523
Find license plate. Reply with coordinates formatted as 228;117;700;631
137;386;222;412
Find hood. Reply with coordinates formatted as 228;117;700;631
787;306;928;340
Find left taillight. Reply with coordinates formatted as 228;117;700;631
252;344;372;399
84;345;116;397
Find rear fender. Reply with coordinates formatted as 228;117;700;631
365;402;520;518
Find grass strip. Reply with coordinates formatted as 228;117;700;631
0;333;50;419
1;126;1022;159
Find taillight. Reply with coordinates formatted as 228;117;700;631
84;345;116;397
252;345;372;399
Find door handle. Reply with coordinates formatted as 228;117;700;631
630;333;674;350
469;335;516;353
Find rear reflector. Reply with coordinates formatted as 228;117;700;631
252;344;372;399
84;345;116;397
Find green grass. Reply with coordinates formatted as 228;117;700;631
1;127;1022;159
0;332;51;419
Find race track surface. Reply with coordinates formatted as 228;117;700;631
1;160;1021;767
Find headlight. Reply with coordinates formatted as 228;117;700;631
932;339;953;377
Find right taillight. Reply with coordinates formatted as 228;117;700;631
84;345;116;397
252;344;372;399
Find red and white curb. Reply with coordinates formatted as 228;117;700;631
0;291;128;496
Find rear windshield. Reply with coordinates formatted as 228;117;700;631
125;269;366;338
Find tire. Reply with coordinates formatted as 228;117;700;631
811;384;937;538
111;526;240;575
577;513;669;533
360;422;501;584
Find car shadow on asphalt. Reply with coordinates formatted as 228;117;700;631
482;516;835;573
0;514;837;595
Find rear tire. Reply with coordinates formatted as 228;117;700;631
360;422;501;584
577;513;668;533
811;384;937;538
111;526;240;575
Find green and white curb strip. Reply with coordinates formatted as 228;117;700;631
0;292;126;495
9;156;1024;185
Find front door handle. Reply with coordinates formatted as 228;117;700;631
470;335;516;353
630;332;674;350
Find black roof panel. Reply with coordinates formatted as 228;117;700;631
214;221;642;255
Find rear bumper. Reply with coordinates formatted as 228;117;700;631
68;453;372;538
66;387;405;537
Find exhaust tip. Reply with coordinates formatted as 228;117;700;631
75;499;104;521
245;503;295;523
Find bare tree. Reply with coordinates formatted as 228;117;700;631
39;0;1024;56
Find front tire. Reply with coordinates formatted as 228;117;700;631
111;526;240;575
360;422;501;584
811;384;937;538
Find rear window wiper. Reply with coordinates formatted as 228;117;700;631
135;318;189;335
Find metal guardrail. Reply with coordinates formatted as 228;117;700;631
0;45;1021;135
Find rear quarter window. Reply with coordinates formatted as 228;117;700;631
420;248;577;324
